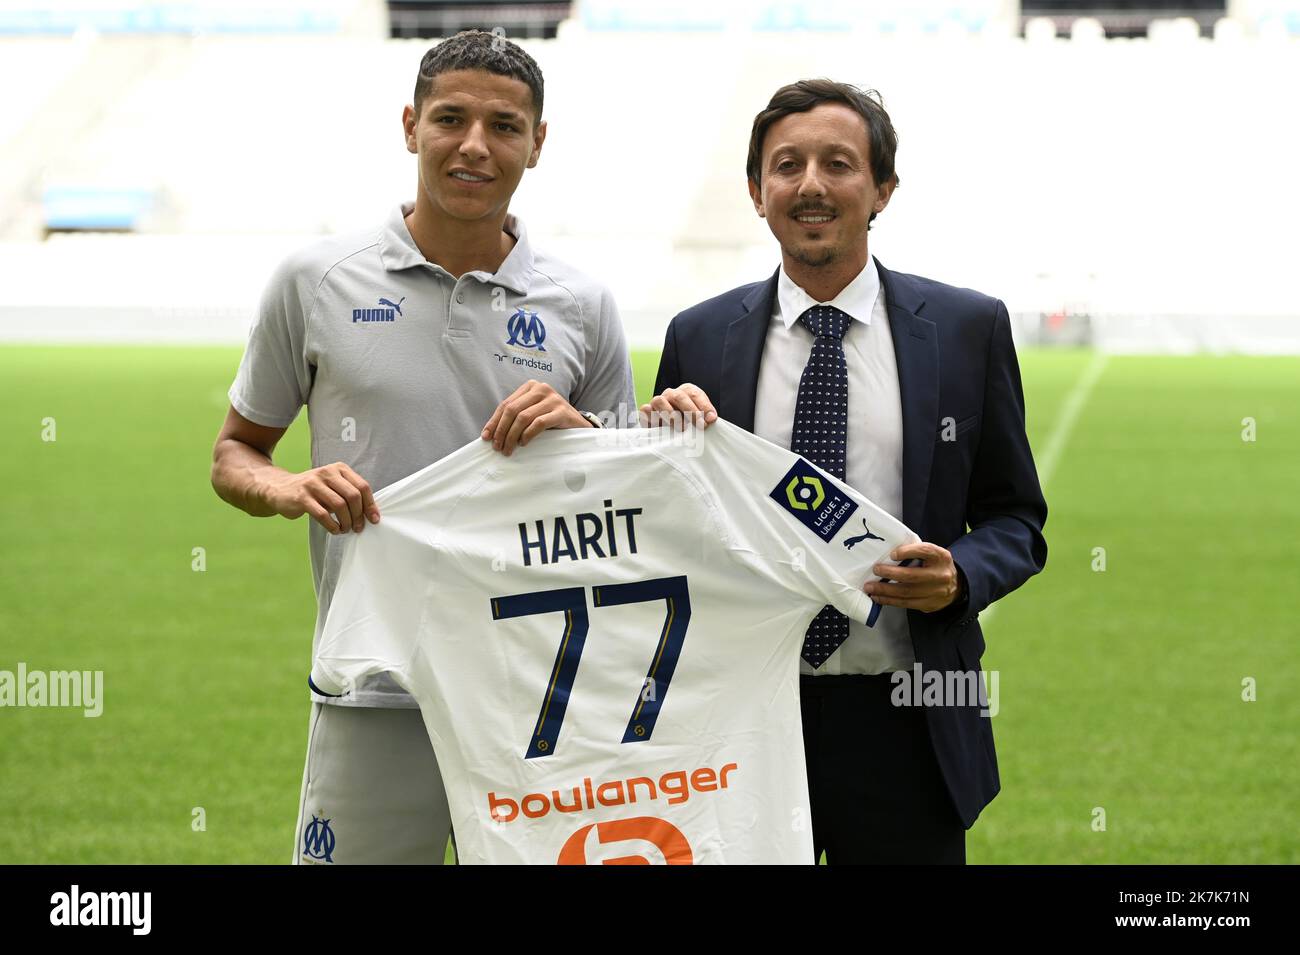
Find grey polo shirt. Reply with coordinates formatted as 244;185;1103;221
228;201;636;707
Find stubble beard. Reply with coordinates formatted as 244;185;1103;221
790;242;838;269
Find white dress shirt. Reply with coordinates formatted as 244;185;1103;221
754;258;914;676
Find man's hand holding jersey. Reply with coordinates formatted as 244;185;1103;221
482;379;597;455
262;462;380;536
638;383;718;430
866;542;964;613
211;407;381;537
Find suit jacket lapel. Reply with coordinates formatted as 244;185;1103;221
876;257;939;535
719;267;778;433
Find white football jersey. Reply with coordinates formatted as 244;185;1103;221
310;419;919;864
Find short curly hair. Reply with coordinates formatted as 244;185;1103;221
413;30;544;127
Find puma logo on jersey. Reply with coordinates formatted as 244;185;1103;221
843;519;885;550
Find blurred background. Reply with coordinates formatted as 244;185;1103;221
1;0;1296;864
3;0;1299;351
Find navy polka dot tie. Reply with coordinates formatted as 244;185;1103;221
793;305;851;669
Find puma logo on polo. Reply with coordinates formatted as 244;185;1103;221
353;296;404;323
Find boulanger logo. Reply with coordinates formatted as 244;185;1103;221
558;816;693;865
505;306;546;350
302;812;336;863
488;762;738;823
770;459;858;542
488;764;738;821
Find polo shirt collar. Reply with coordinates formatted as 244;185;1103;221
378;201;534;294
777;256;881;330
492;213;534;294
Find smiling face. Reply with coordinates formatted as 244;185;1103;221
748;102;895;273
402;68;546;228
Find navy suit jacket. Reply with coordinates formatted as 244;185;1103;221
653;257;1048;828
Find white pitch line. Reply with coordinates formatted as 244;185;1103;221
978;350;1108;627
1035;350;1109;493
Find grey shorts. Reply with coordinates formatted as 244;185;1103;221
293;702;453;864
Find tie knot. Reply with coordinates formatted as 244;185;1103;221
797;305;850;342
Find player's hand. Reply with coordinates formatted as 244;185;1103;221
482;380;591;456
639;383;718;430
863;542;961;613
262;462;379;535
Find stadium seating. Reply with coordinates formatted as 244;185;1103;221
1;11;1298;351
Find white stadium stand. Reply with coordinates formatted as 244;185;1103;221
0;34;88;145
1;0;1298;351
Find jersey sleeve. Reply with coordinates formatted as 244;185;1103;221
308;511;433;699
568;281;637;428
227;250;316;428
691;420;921;625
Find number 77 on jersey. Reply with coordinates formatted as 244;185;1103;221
489;576;691;760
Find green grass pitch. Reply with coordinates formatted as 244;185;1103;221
0;345;1296;863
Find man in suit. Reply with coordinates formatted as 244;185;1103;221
644;79;1048;864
